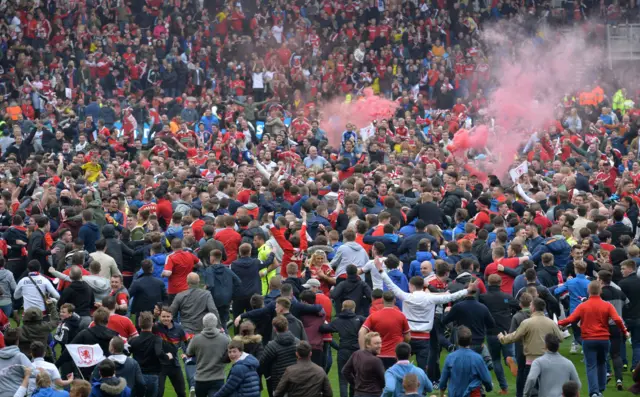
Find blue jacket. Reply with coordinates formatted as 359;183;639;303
408;251;436;278
90;377;131;397
363;231;400;256
200;264;242;306
397;231;438;263
213;354;261;397
527;236;544;254
307;215;332;240
443;222;466;241
383;362;433;397
78;222;100;253
32;388;70;397
231;254;275;298
385;269;409;309
531;236;571;270
555;274;590;314
129;273;167;316
439;347;493;397
165;226;183;241
135;253;169;289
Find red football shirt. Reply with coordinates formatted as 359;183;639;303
91;314;138;340
484;257;520;294
165;250;199;294
363;307;410;358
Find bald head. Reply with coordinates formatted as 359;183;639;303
69;265;83;281
187;272;200;287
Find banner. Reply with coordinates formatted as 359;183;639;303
359;124;375;142
66;344;105;367
509;161;529;183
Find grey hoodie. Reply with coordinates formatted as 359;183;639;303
0;269;16;306
186;327;229;382
0;346;33;397
50;270;111;303
331;242;370;277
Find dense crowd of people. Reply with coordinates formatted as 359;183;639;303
1;0;640;395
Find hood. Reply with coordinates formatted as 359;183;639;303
416;251;434;261
447;188;465;198
343;242;364;252
84;276;111;293
338;310;357;319
360;196;375;208
274;331;297;346
540;265;559;276
243;202;258;210
0;345;22;359
84;222;100;233
235;353;259;371
23;307;44;323
310;215;330;228
388;362;418;378
233;334;263;344
383;233;399;243
96;377;127;396
88;325;118;342
108;354;127;365
201;327;223;339
102;224;116;238
66;313;81;327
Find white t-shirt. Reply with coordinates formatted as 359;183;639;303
271;25;283;43
361;257;387;290
252;72;264;89
33;357;61;381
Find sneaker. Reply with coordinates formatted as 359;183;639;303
189;387;195;397
617;379;623;391
432;384;439;391
570;343;579;354
607;373;612;383
505;356;518;377
624;364;629;371
499;390;509;395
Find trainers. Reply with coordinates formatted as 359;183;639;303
617;379;623;390
499;390;509;395
189;387;195;397
432;384;439;391
570;343;579;354
505;356;518;377
624;364;629;371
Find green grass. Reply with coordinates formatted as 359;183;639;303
157;338;637;397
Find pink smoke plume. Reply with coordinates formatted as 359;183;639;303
446;125;490;155
467;24;604;179
319;88;399;148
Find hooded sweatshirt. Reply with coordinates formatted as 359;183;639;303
331;242;370;277
185;327;229;382
90;354;143;394
78;222;100;253
0;346;32;397
383;361;433;397
90;377;131;397
408;251;436;278
0;268;16;306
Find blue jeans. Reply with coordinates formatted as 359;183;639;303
583;340;610;395
0;303;12;318
487;335;514;391
410;339;430;372
626;319;640;368
184;357;196;388
142;374;158;397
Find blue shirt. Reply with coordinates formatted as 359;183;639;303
303;155;328;169
439;347;493;397
555;273;590;314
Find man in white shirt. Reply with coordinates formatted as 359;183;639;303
359;242;386;290
271;22;284;44
31;341;73;388
14;260;60;312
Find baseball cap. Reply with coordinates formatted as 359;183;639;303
302;279;321;289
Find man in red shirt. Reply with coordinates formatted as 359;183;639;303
214;215;242;265
92;295;139;341
484;246;530;295
359;291;410;369
109;275;130;316
161;239;201;303
155;190;173;230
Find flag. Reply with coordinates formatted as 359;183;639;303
67;344;105;367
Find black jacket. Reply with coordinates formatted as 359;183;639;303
58;281;95;317
102;225;135;270
231;253;275;298
397;231;437;263
537;265;562;289
619;273;640;321
260;331;299;391
607;222;634;247
129;331;165;375
471;239;493;270
330;275;372;316
129;273;167;316
27;229;50;271
406;201;446;227
57;325;118;379
4;226;27;260
479;285;519;334
54;313;81;348
514;283;560;318
440;189;463;218
443;296;496;345
319;310;365;351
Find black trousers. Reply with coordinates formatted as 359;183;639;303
311;349;325;368
158;365;186;397
516;363;531;397
232;296;252;333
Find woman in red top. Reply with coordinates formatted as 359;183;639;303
305;251;335;296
